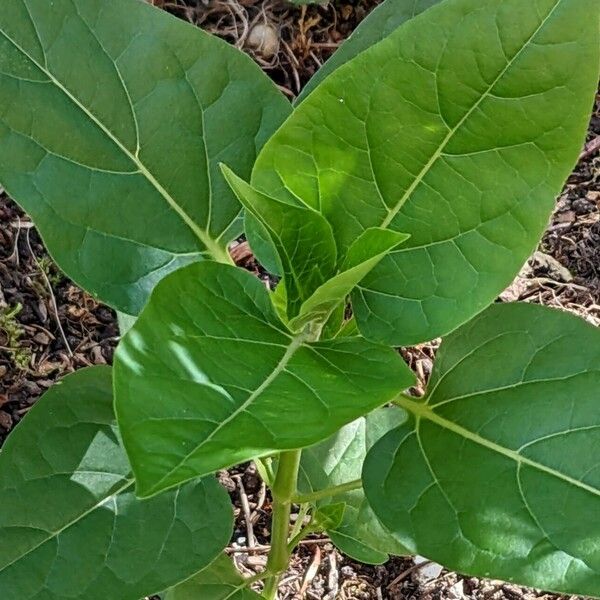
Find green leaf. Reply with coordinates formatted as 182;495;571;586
165;554;261;600
288;228;409;332
297;0;442;102
251;0;599;345
0;367;232;600
320;302;346;340
314;503;347;531
221;165;337;319
0;0;290;315
114;261;414;497
117;310;137;335
364;303;600;596
299;407;409;564
244;212;282;276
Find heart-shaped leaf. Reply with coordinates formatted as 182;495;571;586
364;303;600;596
164;554;261;600
297;0;442;102
249;0;599;345
0;0;290;314
299;407;409;564
114;261;414;497
0;367;232;600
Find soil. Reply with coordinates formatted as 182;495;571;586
0;1;598;598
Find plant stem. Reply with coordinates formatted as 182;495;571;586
205;239;235;265
287;521;318;553
289;503;311;540
263;449;301;600
293;478;362;504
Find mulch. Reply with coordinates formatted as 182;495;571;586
0;1;598;598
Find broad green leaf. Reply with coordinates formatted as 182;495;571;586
165;554;261;600
0;0;290;315
297;0;442;102
0;367;232;600
221;165;337;319
250;0;600;345
364;303;600;596
299;407;409;564
114;261;414;497
288;228;409;332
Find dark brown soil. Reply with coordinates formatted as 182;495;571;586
0;199;118;445
0;1;598;598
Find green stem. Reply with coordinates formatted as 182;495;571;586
263;449;301;600
287;521;318;553
261;575;279;600
243;571;269;587
293;478;362;504
205;239;234;265
289;503;311;540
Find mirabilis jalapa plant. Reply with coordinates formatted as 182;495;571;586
0;0;598;597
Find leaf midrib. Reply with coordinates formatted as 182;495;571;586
147;331;309;494
394;394;600;499
0;25;222;257
0;478;134;573
378;0;562;229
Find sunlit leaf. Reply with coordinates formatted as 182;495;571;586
114;262;414;497
250;0;599;345
365;303;600;595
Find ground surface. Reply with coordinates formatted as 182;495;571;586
0;0;598;598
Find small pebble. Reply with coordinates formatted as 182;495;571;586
247;23;279;59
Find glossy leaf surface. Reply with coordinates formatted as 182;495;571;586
364;303;600;595
114;262;414;497
164;554;261;600
0;367;232;600
0;0;290;314
251;0;599;345
298;0;442;101
300;407;409;564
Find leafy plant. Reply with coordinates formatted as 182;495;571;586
0;0;598;599
0;303;31;370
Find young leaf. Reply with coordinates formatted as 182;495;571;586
313;503;346;531
114;261;414;497
0;0;290;315
221;165;337;319
250;0;599;345
288;228;409;332
297;0;442;101
245;211;283;276
364;303;600;596
299;407;409;564
164;554;261;600
0;367;232;600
